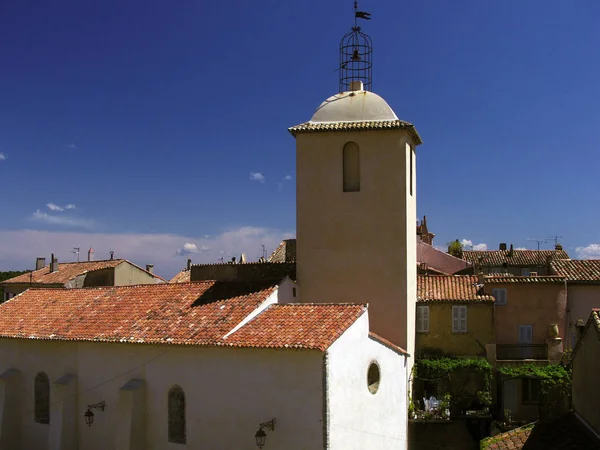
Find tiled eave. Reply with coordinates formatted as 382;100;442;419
288;120;423;145
417;297;495;304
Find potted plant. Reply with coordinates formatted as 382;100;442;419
477;390;492;414
441;393;452;419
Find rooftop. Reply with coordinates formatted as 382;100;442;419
417;275;495;303
0;281;366;351
484;275;566;284
462;249;570;267
0;259;164;285
550;259;600;282
480;413;600;449
268;239;296;263
169;269;191;283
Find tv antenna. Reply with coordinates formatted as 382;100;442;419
527;238;549;251
72;247;80;262
547;235;563;247
261;244;267;259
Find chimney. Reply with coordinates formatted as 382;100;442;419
187;259;192;271
555;243;563;251
508;244;514;256
88;247;94;262
35;257;46;271
146;264;154;274
478;269;485;285
499;243;507;251
240;253;247;264
109;251;114;260
50;254;58;273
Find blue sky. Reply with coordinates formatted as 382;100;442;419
1;0;600;278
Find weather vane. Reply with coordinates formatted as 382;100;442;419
339;1;373;92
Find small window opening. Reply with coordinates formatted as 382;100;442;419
34;372;50;424
292;287;297;297
168;385;186;444
367;362;380;394
343;142;360;192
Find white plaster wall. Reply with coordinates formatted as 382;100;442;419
0;339;325;450
327;311;408;450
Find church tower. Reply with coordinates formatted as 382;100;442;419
289;6;422;359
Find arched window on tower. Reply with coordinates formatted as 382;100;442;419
168;385;186;444
34;372;50;424
343;141;360;192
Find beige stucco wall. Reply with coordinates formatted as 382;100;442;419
572;325;600;432
295;129;416;367
0;339;325;450
327;312;408;449
114;263;161;286
566;284;600;349
490;283;567;345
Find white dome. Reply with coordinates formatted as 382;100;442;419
310;85;398;124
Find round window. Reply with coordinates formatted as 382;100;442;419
367;362;380;394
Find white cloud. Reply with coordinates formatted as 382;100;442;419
0;226;294;280
65;144;77;149
461;239;487;251
576;244;600;260
175;242;209;256
46;202;64;212
32;210;95;229
515;247;527;250
250;172;266;183
0;153;6;161
284;175;292;181
65;204;76;210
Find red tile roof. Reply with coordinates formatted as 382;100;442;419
1;259;164;285
169;269;190;283
224;303;366;351
417;275;495;303
462;249;570;267
481;413;600;449
481;423;533;449
0;282;364;351
550;259;600;282
484;275;565;284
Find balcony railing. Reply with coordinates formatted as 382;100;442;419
496;344;548;361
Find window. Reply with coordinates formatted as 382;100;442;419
417;306;429;333
521;268;531;276
34;372;50;424
367;362;380;394
409;146;414;196
342;142;360;192
522;378;540;403
452;306;467;333
3;292;14;302
292;287;297;297
491;288;507;305
168;386;186;444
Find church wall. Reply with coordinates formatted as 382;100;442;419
327;311;408;450
0;339;325;450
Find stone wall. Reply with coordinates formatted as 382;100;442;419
190;262;296;282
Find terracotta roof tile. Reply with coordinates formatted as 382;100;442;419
169;269;190;283
288;119;423;145
1;259;165;285
417;275;495;303
481;413;600;449
0;282;363;351
268;239;296;263
484;275;565;284
224;303;366;351
550;259;600;282
462;249;570;267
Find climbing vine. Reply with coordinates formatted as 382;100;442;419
497;363;571;396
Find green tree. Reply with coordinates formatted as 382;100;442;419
447;239;463;258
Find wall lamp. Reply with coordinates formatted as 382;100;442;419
254;418;276;449
84;401;106;427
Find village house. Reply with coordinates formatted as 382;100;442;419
484;275;567;423
0;280;409;450
462;244;569;276
1;253;164;301
481;309;600;449
550;259;600;349
416;275;495;358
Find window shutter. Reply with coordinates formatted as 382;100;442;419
452;306;459;332
417;306;429;332
452;306;467;332
461;306;467;332
423;306;429;332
